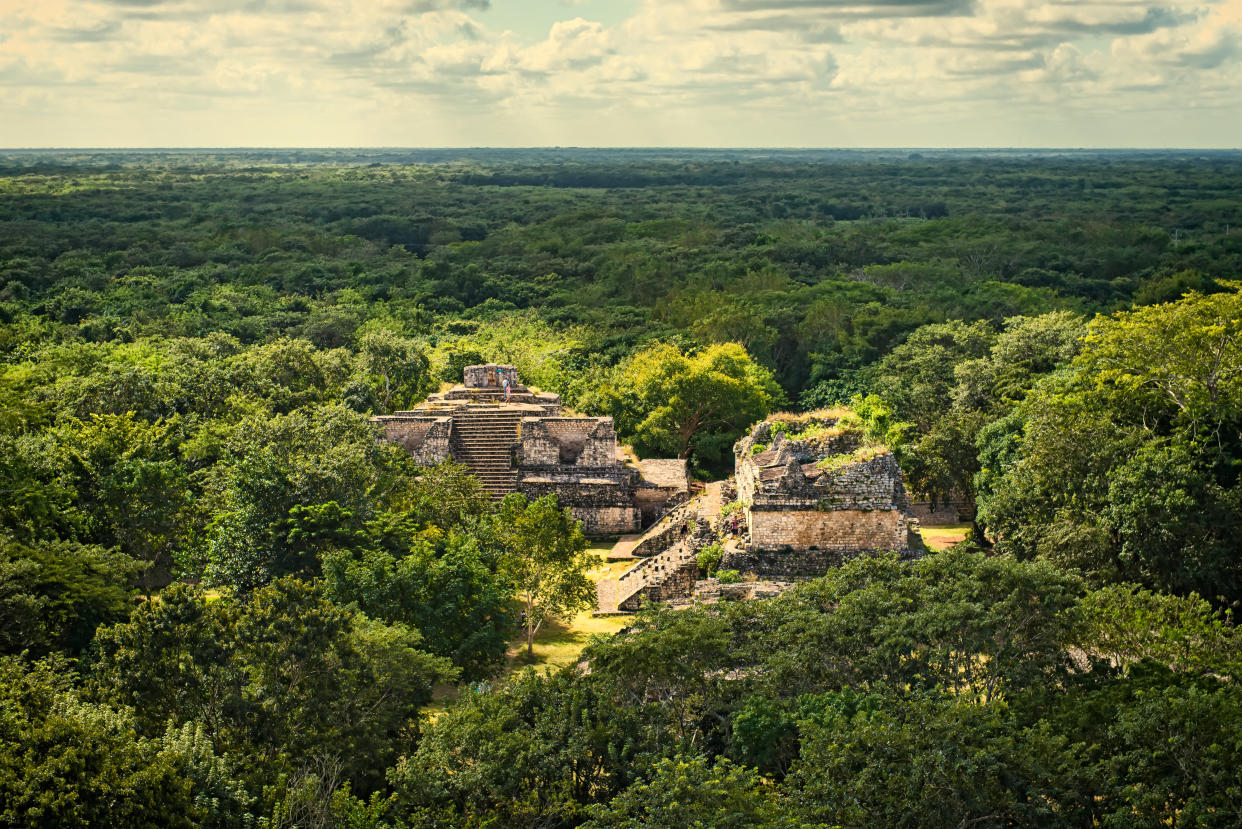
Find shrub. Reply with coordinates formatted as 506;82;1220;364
697;543;723;577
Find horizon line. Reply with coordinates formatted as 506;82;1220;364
2;146;1240;153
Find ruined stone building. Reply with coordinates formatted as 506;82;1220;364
597;410;920;613
374;364;688;536
725;413;920;575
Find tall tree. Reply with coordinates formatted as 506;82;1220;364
587;342;784;472
978;290;1242;600
493;493;597;658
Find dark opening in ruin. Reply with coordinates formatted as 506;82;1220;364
558;437;585;465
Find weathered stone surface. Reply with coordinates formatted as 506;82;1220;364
747;508;907;552
463;363;519;389
630;500;700;558
733;412;919;563
688;579;800;605
619;559;698;610
516;418;619;467
909;497;976;525
635;459;690;524
375;366;681;538
375;416;451;465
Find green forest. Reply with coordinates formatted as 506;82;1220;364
2;149;1242;827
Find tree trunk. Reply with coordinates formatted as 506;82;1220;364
525;596;534;658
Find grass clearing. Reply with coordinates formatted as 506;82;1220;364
431;539;634;715
503;610;630;677
920;523;971;551
501;546;632;676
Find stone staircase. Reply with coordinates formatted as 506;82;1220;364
596;487;717;613
610;537;701;612
450;406;524;500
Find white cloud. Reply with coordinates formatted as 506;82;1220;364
0;0;1236;145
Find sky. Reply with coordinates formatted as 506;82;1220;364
0;0;1239;148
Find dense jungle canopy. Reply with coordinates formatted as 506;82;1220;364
2;149;1241;827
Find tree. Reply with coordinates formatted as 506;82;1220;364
0;536;140;656
0;656;198;828
493;493;597;658
587;342;784;472
401;460;493;531
323;528;516;681
203;403;415;589
51;413;190;592
866;312;1086;520
356;328;431;413
869;319;995;431
584;755;782;829
978;290;1242;601
90;579;455;797
391;667;647;827
781;690;1074;829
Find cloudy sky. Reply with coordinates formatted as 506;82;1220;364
1;0;1238;147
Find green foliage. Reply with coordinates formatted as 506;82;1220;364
0;536;140;656
493;492;598;657
0;655;197;828
862;311;1088;511
716;569;742;584
355;328;432;413
89;579;455;798
391;667;647;828
584;755;781;829
587;342;784;473
400;460;493;532
323;528;515;681
782;690;1072;828
978;289;1242;600
203;403;415;589
49;413;191;591
848;393;914;452
696;543;723;577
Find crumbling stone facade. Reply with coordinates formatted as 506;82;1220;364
731;413;919;568
374;364;688;537
598;411;923;614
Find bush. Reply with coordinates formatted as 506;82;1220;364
717;569;742;584
697;543;723;577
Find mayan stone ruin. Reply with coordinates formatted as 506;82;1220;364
373;364;689;536
724;412;921;575
595;409;921;613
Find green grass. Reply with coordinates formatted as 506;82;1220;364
920;523;971;551
504;610;629;675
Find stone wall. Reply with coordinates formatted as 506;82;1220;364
721;546;846;578
463;363;519;389
375;417;451;465
909;498;976;525
747;508;907;553
620;560;698;610
516;418;619;468
572;506;643;536
631;500;700;558
691;579;798;605
517;473;642;535
635;487;687;527
734;413;916;557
